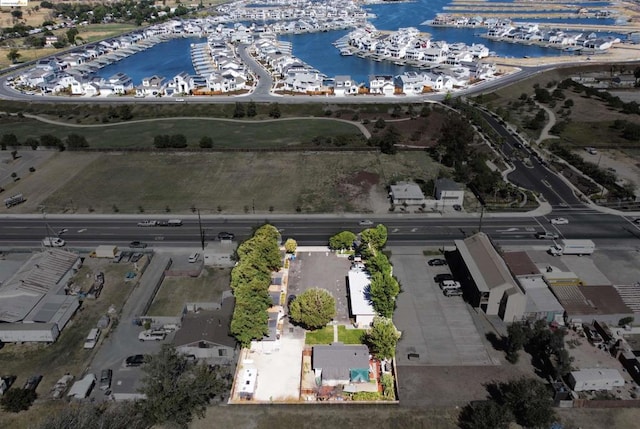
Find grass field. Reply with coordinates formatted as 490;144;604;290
36;151;437;214
147;267;231;316
0;117;365;149
305;326;365;344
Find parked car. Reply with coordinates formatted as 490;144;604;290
138;330;167;342
23;375;43;391
217;232;235;241
125;355;146;367
452;204;462;211
550;218;569;225
99;369;112;391
444;288;463;297
428;258;447;266
129;241;147;248
359;220;374;226
434;273;454;283
188;253;199;263
439;280;461;291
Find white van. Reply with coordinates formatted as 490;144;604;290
138;329;167;342
83;328;101;349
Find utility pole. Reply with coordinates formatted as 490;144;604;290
197;209;205;251
479;204;485;233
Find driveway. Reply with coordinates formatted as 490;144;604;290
287;250;351;323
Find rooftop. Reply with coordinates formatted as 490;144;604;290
347;270;376;317
312;343;369;381
503;251;540;277
390;182;425;200
435;178;462;192
455;233;516;293
172;294;236;349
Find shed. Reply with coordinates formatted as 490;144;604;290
95;245;118;258
568;368;624;392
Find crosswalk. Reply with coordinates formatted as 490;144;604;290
614;284;640;314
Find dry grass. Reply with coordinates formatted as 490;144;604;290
147;267;231;316
31;151;438;215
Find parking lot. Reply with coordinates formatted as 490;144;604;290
287;249;351;323
390;249;493;367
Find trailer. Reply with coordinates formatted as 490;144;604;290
167;219;183;226
4;194;25;208
67;373;96;400
548;239;595;256
95;245;118;258
0;323;60;343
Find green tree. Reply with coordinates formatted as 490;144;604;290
374;118;386;129
117;105;133;120
365;316;401;359
1;388;36;412
289;288;336;330
268;103;281;118
247;100;257;117
1;133;19;148
25;137;39;150
438;114;473;168
328;231;356;250
458;400;513;429
40;134;62;148
169;134;187;148
360;224;387;250
65;133;89;149
233;102;245;118
140;345;231;428
66;27;79;44
7;48;21;64
505;321;528;363
230;301;270;347
366;252;392;275
199;136;213;148
497;378;555;429
284;238;297;253
368;271;400;318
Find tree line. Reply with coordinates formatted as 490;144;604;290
1;133;89;151
229;224;282;347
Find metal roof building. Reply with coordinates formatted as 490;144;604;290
347;270;376;328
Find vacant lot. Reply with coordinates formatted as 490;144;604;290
147;267;231;316
31;151;437;214
0;116;364;149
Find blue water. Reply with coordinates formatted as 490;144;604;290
93;0;619;85
95;37;204;84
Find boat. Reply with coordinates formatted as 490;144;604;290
340;48;353;56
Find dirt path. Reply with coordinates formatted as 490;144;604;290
535;101;560;144
20;113;372;138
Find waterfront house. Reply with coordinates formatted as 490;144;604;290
368;75;395;96
108;73;133;94
332;75;358;96
136;75;166;97
395;72;426;95
423;47;446;64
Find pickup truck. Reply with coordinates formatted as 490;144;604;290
535;231;559;240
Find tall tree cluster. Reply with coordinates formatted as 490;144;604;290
230;224;282;347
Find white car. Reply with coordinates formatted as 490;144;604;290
550;218;569;225
138;330;166;342
359;220;374;226
188;253;199;263
43;237;65;247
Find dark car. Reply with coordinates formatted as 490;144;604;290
287;294;297;308
23;375;43;391
129;241;147;249
99;369;112;391
125;354;146;367
217;232;235;241
452;204;462;211
434;273;454;283
428;258;447;266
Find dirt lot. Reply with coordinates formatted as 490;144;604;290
147;267;231;317
573;148;640;199
0;151;439;215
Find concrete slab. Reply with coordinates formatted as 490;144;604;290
390;251;492;366
593;249;640;286
561;255;611;285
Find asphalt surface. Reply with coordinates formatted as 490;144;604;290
1;213;639;249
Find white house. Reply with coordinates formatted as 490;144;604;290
390;181;426;206
569;369;624;392
332;75;358;96
369;75;395;96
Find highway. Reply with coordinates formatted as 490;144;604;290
1;213;639;250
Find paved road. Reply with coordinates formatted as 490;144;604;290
1;213;638;249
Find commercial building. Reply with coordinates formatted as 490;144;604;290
451;233;525;322
434;178;464;208
347;270;376;327
0;249;81;343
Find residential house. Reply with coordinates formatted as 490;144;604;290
172;294;237;363
390;181;426;206
434;178;464;207
332;75;358;96
369;75;395;96
312;343;370;386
